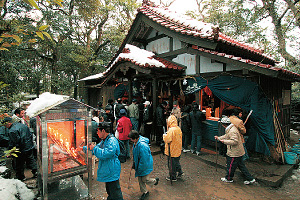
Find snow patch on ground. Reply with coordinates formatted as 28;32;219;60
0;177;35;200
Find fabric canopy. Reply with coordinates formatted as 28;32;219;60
114;84;128;99
184;76;275;155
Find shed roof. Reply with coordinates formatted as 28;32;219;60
26;92;93;117
80;44;184;82
80;2;300;83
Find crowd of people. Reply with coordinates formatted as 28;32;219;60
0;107;37;181
88;97;255;199
0;97;255;200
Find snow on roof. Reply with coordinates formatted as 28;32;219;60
148;6;217;38
79;44;166;82
112;44;165;68
79;73;104;81
139;3;275;61
26;92;69;118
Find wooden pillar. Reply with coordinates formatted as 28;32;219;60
128;78;132;103
152;77;157;141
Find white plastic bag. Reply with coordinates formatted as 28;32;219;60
115;129;119;139
115;122;119;139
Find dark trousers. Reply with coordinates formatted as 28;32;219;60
191;134;202;152
105;179;123;200
168;156;183;179
182;132;191;149
144;123;152;141
121;139;130;158
156;126;164;144
225;156;254;181
14;149;37;180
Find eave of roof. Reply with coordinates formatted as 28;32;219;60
138;3;276;63
79;44;184;82
190;45;300;81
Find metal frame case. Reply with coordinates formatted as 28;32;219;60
35;99;92;199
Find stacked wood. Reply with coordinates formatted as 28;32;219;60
273;110;290;164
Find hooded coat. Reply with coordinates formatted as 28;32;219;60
8;123;34;153
218;124;245;157
132;136;153;177
163;115;182;157
229;115;246;143
88;134;121;182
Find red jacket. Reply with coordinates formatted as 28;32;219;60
117;116;132;140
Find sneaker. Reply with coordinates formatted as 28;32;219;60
221;177;233;183
139;191;149;200
154;178;159;185
244;179;256;185
196;151;201;156
191;150;195;154
177;172;184;179
166;177;177;182
183;149;191;153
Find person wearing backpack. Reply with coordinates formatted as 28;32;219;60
117;109;132;159
128;130;159;200
84;122;123;200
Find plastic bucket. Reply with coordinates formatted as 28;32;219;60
291;148;300;154
284;152;298;164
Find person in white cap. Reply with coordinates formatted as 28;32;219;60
214;114;256;185
143;101;152;141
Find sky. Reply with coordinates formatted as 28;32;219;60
139;0;299;61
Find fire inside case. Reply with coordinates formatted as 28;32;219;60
35;99;93;199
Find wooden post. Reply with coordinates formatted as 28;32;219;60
152;78;157;141
128;78;132;103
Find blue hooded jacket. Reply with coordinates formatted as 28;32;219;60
132;136;153;177
84;134;121;182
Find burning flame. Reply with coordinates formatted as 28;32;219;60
48;125;86;165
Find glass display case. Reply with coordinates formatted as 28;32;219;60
35;99;92;199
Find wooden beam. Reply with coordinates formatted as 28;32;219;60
158;47;188;59
186;47;279;78
196;55;200;74
146;33;168;43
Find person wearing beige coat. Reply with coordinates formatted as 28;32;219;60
215;116;255;185
163;115;183;181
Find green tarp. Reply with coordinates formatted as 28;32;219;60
184;76;275;155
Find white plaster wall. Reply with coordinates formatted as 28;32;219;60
172;53;196;75
146;37;170;54
199;56;240;73
226;63;240;71
200;56;223;73
173;38;182;50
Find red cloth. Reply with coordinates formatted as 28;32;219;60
203;86;213;97
117;116;132;140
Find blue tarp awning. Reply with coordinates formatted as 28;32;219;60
184;76;275;155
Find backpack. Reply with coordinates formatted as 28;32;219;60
108;135;127;163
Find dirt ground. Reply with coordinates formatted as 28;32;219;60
87;151;300;200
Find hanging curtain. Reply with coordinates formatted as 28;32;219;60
183;75;275;156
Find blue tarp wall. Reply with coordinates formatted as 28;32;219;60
184;75;275;155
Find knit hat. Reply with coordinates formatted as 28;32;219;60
120;109;127;115
220;116;231;124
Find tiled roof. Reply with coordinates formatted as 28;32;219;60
191;45;300;79
138;4;275;62
113;44;184;70
79;44;184;81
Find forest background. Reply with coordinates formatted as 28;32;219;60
0;0;300;112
